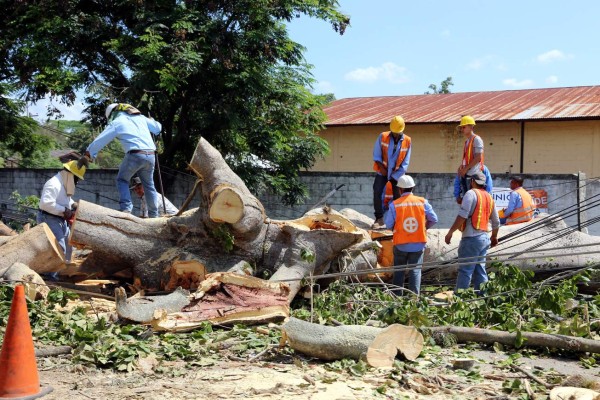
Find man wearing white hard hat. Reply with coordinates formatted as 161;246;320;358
85;103;162;217
37;160;87;278
384;175;438;295
372;115;412;229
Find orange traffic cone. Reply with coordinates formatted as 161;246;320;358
0;285;53;399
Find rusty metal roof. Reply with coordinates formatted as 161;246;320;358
323;86;600;126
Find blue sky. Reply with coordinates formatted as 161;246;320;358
30;0;600;119
287;0;600;99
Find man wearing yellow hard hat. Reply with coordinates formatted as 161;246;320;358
37;159;87;278
371;115;412;229
456;115;484;201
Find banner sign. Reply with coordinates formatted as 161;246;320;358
491;188;548;214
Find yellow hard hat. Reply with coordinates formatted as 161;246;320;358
458;115;476;126
390;115;405;133
63;160;86;180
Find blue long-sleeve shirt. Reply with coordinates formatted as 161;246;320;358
86;112;162;158
373;133;411;180
504;189;524;217
453;165;493;198
384;192;438;252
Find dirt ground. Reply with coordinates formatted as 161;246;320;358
36;346;600;400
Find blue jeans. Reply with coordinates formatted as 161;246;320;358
456;234;490;292
373;174;401;219
37;211;70;279
392;247;423;295
117;153;159;217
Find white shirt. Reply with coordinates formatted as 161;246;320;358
39;173;74;216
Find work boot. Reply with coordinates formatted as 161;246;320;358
371;217;385;230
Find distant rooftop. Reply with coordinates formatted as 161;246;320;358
323;86;600;126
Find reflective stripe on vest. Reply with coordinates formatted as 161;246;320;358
392;194;427;245
506;187;534;225
373;132;411;175
462;134;484;171
470;189;494;230
383;182;394;209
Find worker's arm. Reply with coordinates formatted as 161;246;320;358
391;143;411;180
444;215;467;244
424;200;438;229
39;180;68;216
372;134;383;164
489;206;500;247
145;116;162;135
458;153;482;177
383;203;396;230
86;124;119;159
503;191;520;217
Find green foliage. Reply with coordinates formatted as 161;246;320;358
426;77;454;94
211;224;235;252
5;191;39;230
0;1;350;205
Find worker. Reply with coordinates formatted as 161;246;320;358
372;115;412;229
456;115;484;201
130;177;179;217
444;171;500;293
499;176;535;225
85;103;162;217
384;175;438;295
454;164;493;204
37;160;87;278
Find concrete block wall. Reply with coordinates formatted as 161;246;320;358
1;168;597;235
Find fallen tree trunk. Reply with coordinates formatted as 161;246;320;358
430;326;600;353
0;223;64;274
69;137;368;297
281;317;423;367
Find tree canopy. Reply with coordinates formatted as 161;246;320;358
0;0;349;204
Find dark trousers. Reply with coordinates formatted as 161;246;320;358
459;176;469;199
373;174;401;219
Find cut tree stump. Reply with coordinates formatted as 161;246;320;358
430;326;600;353
0;223;64;274
281;317;423;367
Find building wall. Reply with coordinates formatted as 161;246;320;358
313;120;599;177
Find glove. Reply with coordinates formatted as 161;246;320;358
83;151;93;164
78;154;91;168
63;208;74;220
71;202;78;212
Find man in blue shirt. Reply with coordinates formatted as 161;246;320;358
454;165;493;204
372;115;412;229
384;175;438;295
86;103;162;217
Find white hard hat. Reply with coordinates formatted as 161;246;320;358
397;175;415;189
105;103;119;120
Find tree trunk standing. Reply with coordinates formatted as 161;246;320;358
0;223;64;274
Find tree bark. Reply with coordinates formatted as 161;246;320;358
0;223;64;274
281;317;423;367
430;326;600;353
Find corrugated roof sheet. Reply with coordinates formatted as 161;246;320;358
323;86;600;126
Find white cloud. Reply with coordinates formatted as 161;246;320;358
344;62;409;84
536;49;572;64
546;75;558;84
466;55;505;71
503;78;534;88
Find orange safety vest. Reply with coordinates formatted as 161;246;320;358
462;134;484;171
391;194;427;245
383;181;394;209
460;189;494;231
506;187;534;225
373;132;412;176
